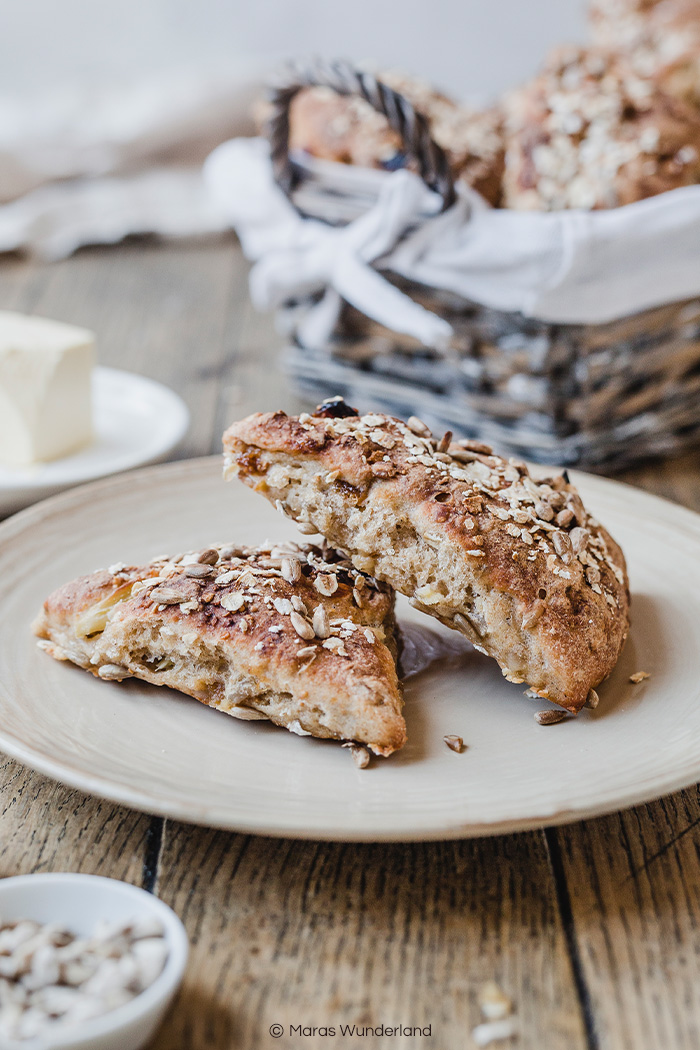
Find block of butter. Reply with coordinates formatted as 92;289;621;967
0;311;94;467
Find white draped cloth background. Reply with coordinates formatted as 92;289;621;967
0;69;261;259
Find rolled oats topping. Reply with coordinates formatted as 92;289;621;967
221;592;246;613
223;402;630;716
278;401;624;606
342;742;371;768
503;45;700;211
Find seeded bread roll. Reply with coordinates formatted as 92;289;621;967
286;71;506;206
591;0;700;109
503;45;700;210
223;401;630;713
590;0;667;29
33;542;405;757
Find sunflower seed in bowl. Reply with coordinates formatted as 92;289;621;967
0;873;188;1049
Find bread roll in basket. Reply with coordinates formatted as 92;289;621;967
204;58;700;470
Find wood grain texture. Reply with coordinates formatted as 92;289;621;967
551;792;700;1050
151;826;586;1050
0;245;241;924
0;754;150;885
212;293;305;444
548;452;700;1050
3;241;249;458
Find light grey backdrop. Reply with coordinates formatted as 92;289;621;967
4;0;587;101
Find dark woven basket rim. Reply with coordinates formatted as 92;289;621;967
265;58;456;211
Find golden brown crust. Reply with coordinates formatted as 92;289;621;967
286;75;505;206
33;542;405;756
503;45;700;210
223;403;630;713
591;0;700;109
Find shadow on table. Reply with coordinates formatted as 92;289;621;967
148;983;236;1049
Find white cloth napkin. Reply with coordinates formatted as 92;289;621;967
0;68;262;260
205;136;700;347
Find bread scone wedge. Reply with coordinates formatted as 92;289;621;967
32;542;405;756
223;402;630;714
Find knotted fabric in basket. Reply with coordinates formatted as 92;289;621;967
204;60;700;469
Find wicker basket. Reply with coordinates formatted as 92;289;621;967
266;60;700;471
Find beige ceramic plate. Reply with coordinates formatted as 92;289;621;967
0;457;694;841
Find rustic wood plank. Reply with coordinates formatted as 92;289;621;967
6;239;700;1050
551;792;700;1050
0;244;243;903
620;450;700;514
151;826;587;1050
0;255;52;313
0;754;150;885
212;282;307;447
547;452;700;1050
0;241;243;949
0;239;244;458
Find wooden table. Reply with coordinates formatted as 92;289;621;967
1;237;700;1050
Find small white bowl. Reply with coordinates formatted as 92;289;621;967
0;873;188;1050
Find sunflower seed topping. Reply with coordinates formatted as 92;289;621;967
555;508;574;528
534;709;568;725
342;742;370;768
406;415;431;436
534;501;555;522
98;664;131;681
312;605;331;639
585;688;600;708
197;548;220;565
552;530;572;560
570;526;590;554
290;611;315;640
149;587;184;605
444;734;465;753
184;564;213;578
219;544;243;560
522;600;545;629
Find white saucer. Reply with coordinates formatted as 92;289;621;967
0;367;189;517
